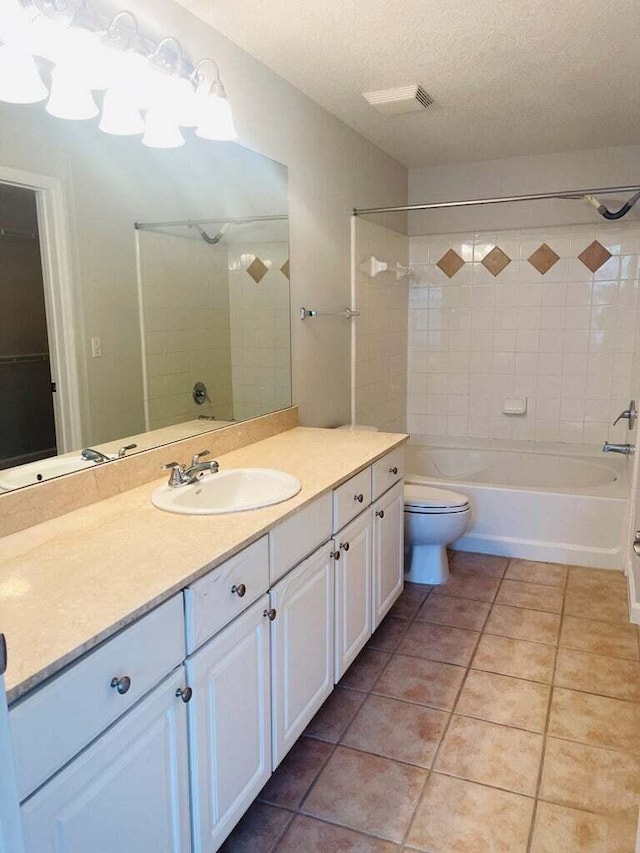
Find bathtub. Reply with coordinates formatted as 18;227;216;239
405;437;630;570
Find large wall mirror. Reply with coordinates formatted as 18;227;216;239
0;101;291;492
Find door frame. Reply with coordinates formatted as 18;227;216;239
0;164;82;454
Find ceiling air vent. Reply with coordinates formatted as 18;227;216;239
363;85;434;115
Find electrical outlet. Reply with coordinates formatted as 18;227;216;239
91;336;102;358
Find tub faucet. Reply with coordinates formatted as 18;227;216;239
602;442;635;455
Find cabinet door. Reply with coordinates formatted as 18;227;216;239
187;595;271;853
21;669;191;853
334;511;372;682
372;481;405;629
0;670;24;853
270;542;334;768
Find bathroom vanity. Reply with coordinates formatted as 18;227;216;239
0;427;406;852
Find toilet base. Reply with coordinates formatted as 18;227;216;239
405;544;450;585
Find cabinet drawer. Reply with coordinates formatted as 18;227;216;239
10;594;184;802
185;537;269;655
371;447;405;500
269;493;332;584
332;468;372;534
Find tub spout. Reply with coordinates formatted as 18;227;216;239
602;442;635;455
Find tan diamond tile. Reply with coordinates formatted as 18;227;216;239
373;653;466;711
505;559;567;588
301;746;426;843
548;687;640;754
485;604;561;645
416;594;490;631
578;240;613;273
304;687;366;743
367;616;410;652
564;585;628;624
339;648;390;691
567;566;627;591
560;615;639;660
528;243;560;275
438;571;501;602
554;648;640;702
280;259;290;280
246;256;269;283
258;737;332;809
389;584;431;619
496;579;563;613
530;801;638;853
341;694;448;767
456;670;550;732
278;815;399;853
434;715;543;796
219;801;292;852
472;633;555;683
437;248;465;278
398;621;480;666
540;737;640;813
481;246;511;276
407;774;534;853
451;551;509;577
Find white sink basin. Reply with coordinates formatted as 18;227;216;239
151;468;302;515
0;456;96;491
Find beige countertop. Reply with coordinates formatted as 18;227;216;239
0;427;407;704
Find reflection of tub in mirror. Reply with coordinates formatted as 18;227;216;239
0;100;291;495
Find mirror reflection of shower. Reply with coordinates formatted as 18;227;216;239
135;214;291;431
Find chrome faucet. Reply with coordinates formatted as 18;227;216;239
602;442;635;455
81;448;112;464
117;443;137;458
162;450;219;487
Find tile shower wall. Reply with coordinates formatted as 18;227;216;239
228;242;292;421
408;222;640;444
355;218;409;432
138;231;234;430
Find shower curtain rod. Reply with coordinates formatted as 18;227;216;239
134;214;288;230
352;184;640;216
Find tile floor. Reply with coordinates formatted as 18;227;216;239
221;552;640;852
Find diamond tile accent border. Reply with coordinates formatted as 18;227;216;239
528;243;560;275
437;249;465;279
481;246;511;277
281;259;290;280
578;240;612;273
246;256;269;284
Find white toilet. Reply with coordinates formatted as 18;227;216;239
404;484;471;585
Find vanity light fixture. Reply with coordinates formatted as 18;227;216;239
0;1;239;149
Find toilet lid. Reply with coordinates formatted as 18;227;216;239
404;484;469;509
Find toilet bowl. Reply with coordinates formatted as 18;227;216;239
404;484;471;585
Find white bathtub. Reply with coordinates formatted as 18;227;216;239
405;438;630;570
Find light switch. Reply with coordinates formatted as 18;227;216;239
91;336;102;358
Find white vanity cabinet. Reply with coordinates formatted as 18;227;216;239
372;480;405;628
0;642;24;853
270;541;335;768
20;668;192;853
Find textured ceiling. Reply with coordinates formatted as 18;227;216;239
176;0;640;168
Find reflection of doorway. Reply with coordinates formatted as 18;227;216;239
0;184;56;469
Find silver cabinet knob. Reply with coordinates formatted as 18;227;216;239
231;583;247;597
110;675;131;695
330;550;341;560
376;509;385;519
175;686;193;703
354;493;364;503
340;542;350;552
389;466;398;475
264;608;277;621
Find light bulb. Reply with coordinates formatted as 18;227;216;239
99;88;144;136
0;45;48;104
142;108;184;149
195;92;238;141
46;67;99;121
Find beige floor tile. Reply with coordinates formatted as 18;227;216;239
505;560;567;588
564;586;629;624
406;773;534;853
567;566;627;591
389;585;431;619
560;615;639;660
548;687;640;754
398;621;480;666
450;551;509;578
540;737;640;813
438;571;501;603
341;694;448;767
416;593;490;631
373;653;466;711
339;648;391;692
434;715;543;796
530;801;638;853
554;648;640;702
367;616;410;652
277;815;400;852
258;737;333;809
496;579;564;614
305;687;366;743
301;746;426;843
472;633;556;683
485;604;561;645
455;670;550;732
219;802;292;852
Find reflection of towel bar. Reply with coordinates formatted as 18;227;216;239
299;307;360;320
